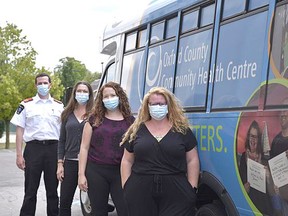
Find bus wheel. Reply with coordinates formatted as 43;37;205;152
80;190;115;215
195;203;227;216
80;190;93;216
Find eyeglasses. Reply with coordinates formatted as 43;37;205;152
249;134;258;140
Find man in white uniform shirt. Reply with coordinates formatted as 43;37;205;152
10;73;64;216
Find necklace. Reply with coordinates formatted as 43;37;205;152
154;135;163;142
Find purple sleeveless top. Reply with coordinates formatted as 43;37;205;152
87;116;134;165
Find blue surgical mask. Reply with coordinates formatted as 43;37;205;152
103;96;119;111
149;105;168;121
75;92;89;105
37;84;50;96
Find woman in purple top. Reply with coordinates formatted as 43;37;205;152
78;81;134;216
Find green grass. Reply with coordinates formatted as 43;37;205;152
0;142;16;149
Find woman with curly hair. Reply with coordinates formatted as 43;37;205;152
78;81;134;216
120;87;199;216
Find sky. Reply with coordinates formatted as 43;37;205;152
0;0;151;73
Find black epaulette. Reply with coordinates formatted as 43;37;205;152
23;98;33;103
53;99;63;104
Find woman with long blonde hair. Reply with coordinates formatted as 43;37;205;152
120;87;200;216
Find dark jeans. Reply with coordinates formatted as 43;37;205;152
86;161;127;216
20;142;59;216
59;160;78;216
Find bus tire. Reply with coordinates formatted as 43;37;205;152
80;190;93;216
80;190;115;215
195;203;227;216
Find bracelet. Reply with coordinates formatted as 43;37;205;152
58;161;64;164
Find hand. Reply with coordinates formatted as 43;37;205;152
57;163;64;181
274;185;280;195
244;182;250;193
78;174;88;192
16;155;25;170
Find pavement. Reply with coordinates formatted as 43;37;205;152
0;136;117;216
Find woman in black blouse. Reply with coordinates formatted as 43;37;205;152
57;81;94;216
120;87;200;216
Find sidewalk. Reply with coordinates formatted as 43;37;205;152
0;149;83;216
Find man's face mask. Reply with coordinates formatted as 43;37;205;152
37;84;50;96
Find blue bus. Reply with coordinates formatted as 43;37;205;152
82;0;288;215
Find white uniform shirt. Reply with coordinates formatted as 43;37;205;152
10;94;64;142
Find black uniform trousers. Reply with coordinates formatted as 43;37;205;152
123;172;197;216
20;140;59;216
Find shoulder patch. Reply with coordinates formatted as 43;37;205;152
23;98;33;103
16;104;25;114
53;99;63;104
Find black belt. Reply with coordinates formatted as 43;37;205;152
27;140;58;145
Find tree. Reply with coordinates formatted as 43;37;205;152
0;23;64;148
54;57;87;89
84;70;102;83
54;57;102;89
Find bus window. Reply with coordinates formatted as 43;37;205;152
174;29;213;108
222;0;246;20
137;29;147;48
267;3;288;107
125;32;137;52
145;40;176;93
165;17;177;39
200;3;215;27
122;50;146;113
150;21;165;44
249;0;269;10
105;62;116;83
212;10;268;109
181;10;199;33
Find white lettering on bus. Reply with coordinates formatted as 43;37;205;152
175;68;197;90
198;63;224;85
161;74;173;89
226;60;257;80
163;49;176;67
183;43;209;63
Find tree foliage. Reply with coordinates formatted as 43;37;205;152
0;22;63;148
54;57;101;89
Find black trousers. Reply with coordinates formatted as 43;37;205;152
86;161;127;216
123;172;197;216
59;160;78;216
20;141;59;216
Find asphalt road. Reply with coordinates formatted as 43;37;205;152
0;148;117;216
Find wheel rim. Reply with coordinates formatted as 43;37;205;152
80;191;92;213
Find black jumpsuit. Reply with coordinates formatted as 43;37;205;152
123;124;198;216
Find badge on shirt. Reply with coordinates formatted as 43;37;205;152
16;104;24;114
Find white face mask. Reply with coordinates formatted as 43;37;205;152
103;96;119;111
37;84;50;96
148;105;168;121
75;92;89;104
